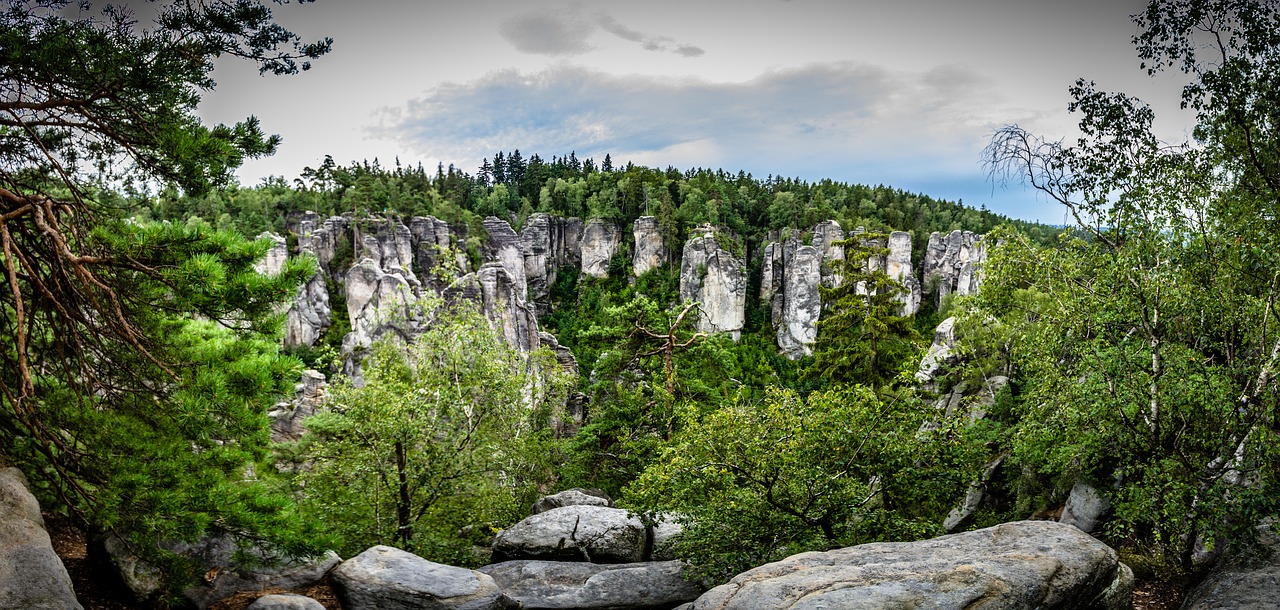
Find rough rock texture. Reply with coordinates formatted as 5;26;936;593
581;219;621;279
679;232;746;340
632;216;667;277
886;231;922;315
942;455;1006;533
478;560;702;610
410;215;468;294
269;369;328;443
521;214;583;313
492;506;649;564
1182;521;1280;610
651;517;684;562
361;217;417;278
916;316;958;386
254;232;289;276
811;220;846;288
483;217;528;302
923;230;986;304
104;533;340;609
1060;481;1112;536
444;263;540;352
293;213;350;277
775;240;822;359
0;467;83;610
331;546;516;610
690;521;1133;610
531;489;613;515
246;594;326;610
344;258;421;352
759;241;783;305
284;269;332;348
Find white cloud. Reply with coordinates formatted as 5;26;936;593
498;8;705;57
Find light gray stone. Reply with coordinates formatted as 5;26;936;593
444;263;540;353
942;455;1005;533
690;521;1132;610
679;231;746;340
410;215;469;293
0;467;83;610
269;369;328;444
246;593;326;610
521;214;583;313
531;489;612;515
332;545;516;610
916;316;957;386
344;257;421;353
581;219;621;279
483;217;528;301
254;232;289;277
775;240;821;359
1060;481;1112;536
923;230;987;305
478;560;701;610
493;505;648;564
632;216;667;277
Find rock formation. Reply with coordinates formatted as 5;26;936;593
775;240;822;359
331;546;516;610
491;505;649;564
482;217;527;301
1059;481;1112;536
343;257;421;353
409;215;468;293
580;218;620;278
269;369;328;444
520;213;583;313
529;489;612;515
923;229;986;304
811;220;845;288
246;594;326;610
688;521;1132;610
679;231;746;340
254;232;289;276
478;560;701;610
632;215;667;277
0;467;83;610
444;263;540;353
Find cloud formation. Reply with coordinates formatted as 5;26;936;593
498;8;705;57
374;62;1034;186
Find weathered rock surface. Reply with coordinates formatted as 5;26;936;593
775;240;822;359
410;215;468;293
293;213;350;277
522;214;583;312
759;240;783;305
444;263;540;352
811;220;846;288
942;455;1005;533
886;231;922;315
246;594;326;610
1060;481;1112;536
484;217;528;301
679;232;746;340
531;489;613;515
632;216;667;277
916;316;958;386
923;229;986;304
332;545;516;610
690;521;1132;610
492;506;649;564
269;369;328;443
254;232;289;277
1182;520;1280;610
284;269;332;348
478;560;701;610
0;467;83;610
580;219;621;278
343;257;421;352
361;217;417;278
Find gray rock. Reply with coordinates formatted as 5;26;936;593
0;467;83;610
942;455;1005;533
923;230;987;305
581;219;621;279
916;316;957;386
651;517;684;562
283;268;332;348
632;216;667;277
1060;481;1112;536
344;257;421;353
1183;520;1280;609
444;263;540;353
269;369;328;444
811;220;846;289
246;593;326;610
775;240;821;359
410;215;469;293
521;214;583;313
758;241;783;304
532;489;613;515
478;560;701;610
691;521;1132;610
483;217;528;302
679;231;746;341
332;545;516;610
493;505;648;564
254;232;289;277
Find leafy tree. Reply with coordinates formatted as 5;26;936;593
982;0;1280;572
297;304;573;564
626;386;979;583
0;0;330;581
806;234;921;391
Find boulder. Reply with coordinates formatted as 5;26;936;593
0;467;83;610
1182;521;1280;610
531;489;613;515
679;232;746;340
942;455;1005;533
632;216;667;277
493;506;648;564
478;560;701;610
331;545;516;610
246;594;326;610
690;521;1132;610
581;219;621;278
444;263;541;353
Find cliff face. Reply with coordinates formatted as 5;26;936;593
272;212;984;363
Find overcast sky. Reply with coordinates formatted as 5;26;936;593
197;0;1196;223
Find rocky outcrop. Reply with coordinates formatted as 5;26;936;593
293;213;350;277
331;545;516;610
269;369;327;444
923;229;986;304
410;215;468;293
1182;521;1280;610
444;263;540;353
580;219;620;279
483;217;528;301
1060;481;1112;536
775;240;822;359
942;455;1006;533
689;521;1132;610
492;506;649;564
284;270;331;348
478;560;701;610
343;258;421;353
0;467;83;610
254;232;289;276
246;594;326;610
360;217;416;278
886;231;922;315
632;216;667;277
811;220;845;288
759;240;783;306
521;214;583;313
531;489;612;515
916;316;958;386
679;232;746;340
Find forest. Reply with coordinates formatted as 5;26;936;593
2;0;1279;608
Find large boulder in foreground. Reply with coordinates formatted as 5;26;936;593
0;467;83;610
1182;521;1280;610
493;505;648;564
478;559;702;609
691;521;1132;610
531;489;613;515
331;545;516;610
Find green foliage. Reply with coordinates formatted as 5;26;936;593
296;305;572;564
625;386;980;583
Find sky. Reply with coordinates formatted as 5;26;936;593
196;0;1199;224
